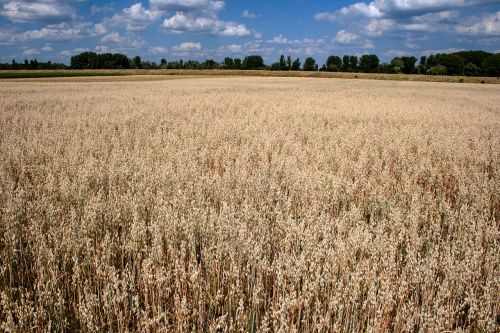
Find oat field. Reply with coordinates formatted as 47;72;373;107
0;77;499;332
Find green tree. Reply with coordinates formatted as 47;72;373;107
133;56;142;68
400;56;417;74
325;55;342;72
359;54;379;73
464;63;480;76
291;58;301;71
303;57;317;71
233;58;242;69
279;55;287;70
454;50;492;67
437;54;464;75
481;53;500;76
391;58;405;73
242;55;264;69
223;57;234;69
286;56;292;70
427;65;447;75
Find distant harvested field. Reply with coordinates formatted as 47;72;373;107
1;69;500;84
0;77;499;332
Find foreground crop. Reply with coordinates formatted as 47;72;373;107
0;77;498;332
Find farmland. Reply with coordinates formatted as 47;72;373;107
0;77;499;332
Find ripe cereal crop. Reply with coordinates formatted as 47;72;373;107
0;77;499;332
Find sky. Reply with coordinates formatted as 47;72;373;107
0;0;499;64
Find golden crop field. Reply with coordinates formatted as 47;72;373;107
0;77;499;332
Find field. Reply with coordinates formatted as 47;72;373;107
0;77;499;332
1;69;500;84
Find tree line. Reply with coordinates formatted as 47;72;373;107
1;50;499;76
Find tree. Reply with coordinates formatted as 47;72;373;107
427;65;447;75
233;58;242;69
291;58;301;71
286;56;292;70
202;59;218;69
464;63;480;76
359;54;379;73
160;58;167;65
437;54;464;75
223;57;234;69
400;56;417;74
242;55;264;69
427;54;437;67
303;57;317;71
454;50;492;67
279;55;287;70
481;53;500;76
342;55;358;72
133;56;142;68
325;55;342;72
349;56;358;71
390;58;405;73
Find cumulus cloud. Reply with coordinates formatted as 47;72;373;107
242;9;259;19
90;4;114;15
456;11;500;36
335;29;360;43
101;31;145;48
107;3;161;31
315;0;499;39
22;47;39;56
0;0;80;23
41;43;52;51
162;11;250;36
148;46;168;54
172;41;202;52
267;34;326;45
157;0;250;36
150;0;224;14
316;0;496;22
16;22;94;41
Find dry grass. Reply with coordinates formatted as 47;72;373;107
2;69;500;84
0;77;499;332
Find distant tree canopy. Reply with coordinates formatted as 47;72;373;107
359;54;380;73
2;50;499;77
303;57;318;71
71;52;130;69
242;55;265;70
325;56;342;72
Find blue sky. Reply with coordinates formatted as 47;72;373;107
1;0;499;64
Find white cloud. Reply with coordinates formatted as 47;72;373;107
162;11;250;36
150;0;224;14
59;47;90;57
107;3;161;31
101;32;145;48
268;34;326;45
456;11;500;36
59;50;72;57
148;46;168;54
1;0;78;23
16;22;93;42
314;0;498;38
90;4;114;15
420;47;466;55
22;48;39;56
335;29;359;43
41;44;52;51
242;9;259;19
172;41;202;52
316;0;495;22
156;0;250;36
93;22;108;35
